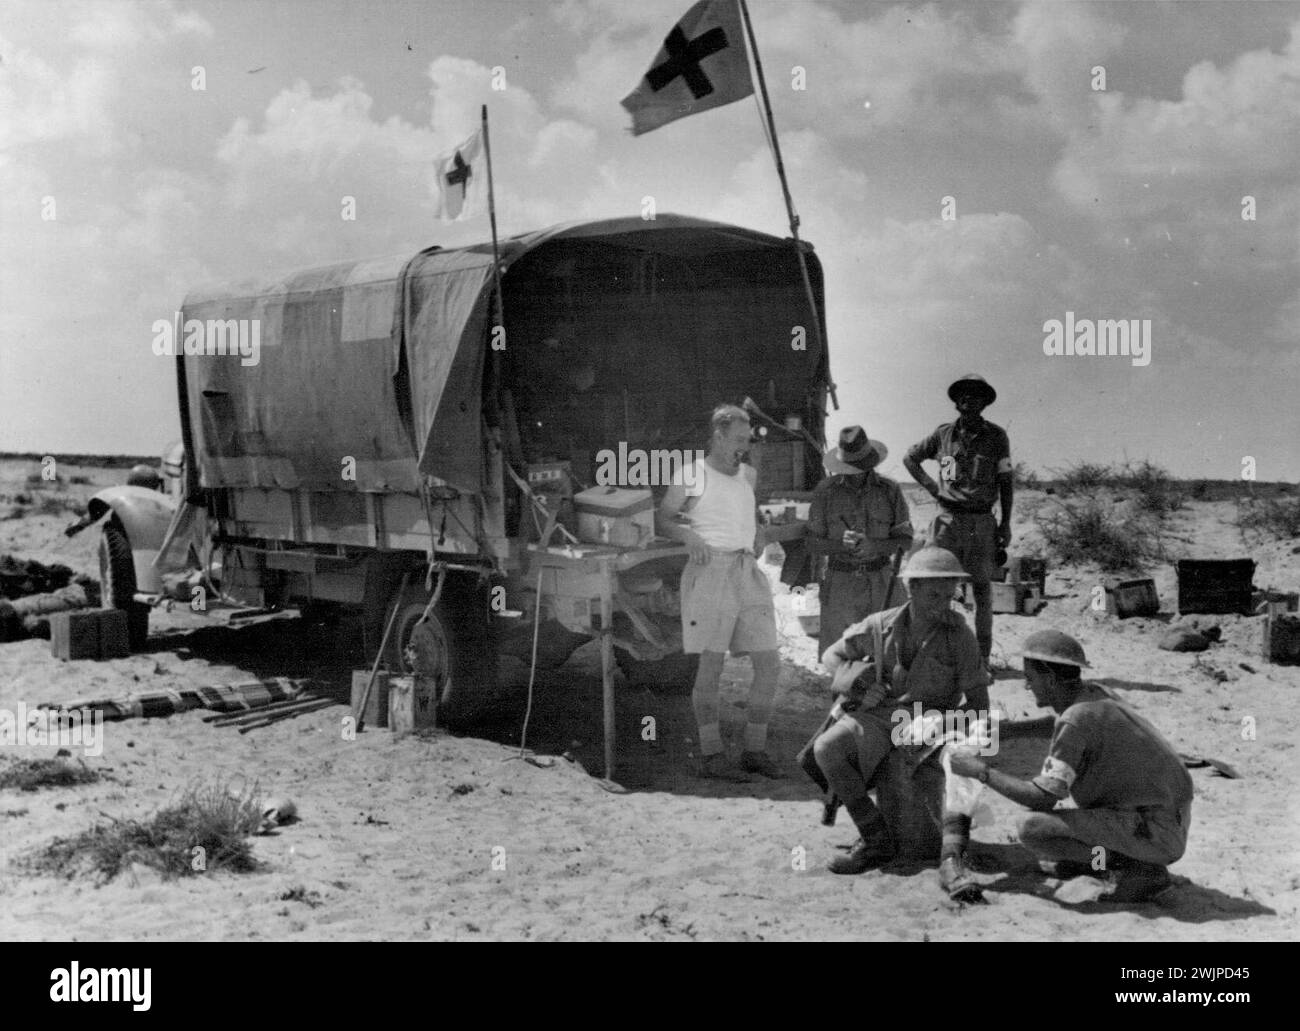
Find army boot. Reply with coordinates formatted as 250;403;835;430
827;797;896;875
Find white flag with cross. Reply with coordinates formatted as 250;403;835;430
621;0;755;136
434;129;484;221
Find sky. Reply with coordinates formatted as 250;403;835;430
1;0;1298;481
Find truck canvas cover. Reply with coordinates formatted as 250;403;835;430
179;215;828;499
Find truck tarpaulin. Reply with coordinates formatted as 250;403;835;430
178;215;829;500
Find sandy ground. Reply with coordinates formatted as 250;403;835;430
1;459;1297;941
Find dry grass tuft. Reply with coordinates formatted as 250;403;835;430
20;780;266;882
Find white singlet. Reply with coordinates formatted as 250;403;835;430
676;459;757;551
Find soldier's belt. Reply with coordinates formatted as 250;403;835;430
828;555;890;574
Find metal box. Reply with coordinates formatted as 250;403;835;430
574;487;654;548
1176;559;1255;615
1105;578;1159;618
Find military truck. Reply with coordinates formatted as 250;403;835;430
85;215;832;727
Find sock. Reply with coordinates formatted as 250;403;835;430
941;814;972;860
742;722;768;753
698;722;723;757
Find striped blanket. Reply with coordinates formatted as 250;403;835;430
35;677;307;722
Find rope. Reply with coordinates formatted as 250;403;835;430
515;562;545;759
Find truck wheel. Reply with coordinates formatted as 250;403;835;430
614;648;700;696
385;582;502;730
99;522;149;651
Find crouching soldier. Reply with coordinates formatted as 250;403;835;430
948;630;1193;903
814;547;988;900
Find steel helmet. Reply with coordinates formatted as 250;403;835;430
901;546;969;580
947;373;997;406
1021;629;1090;668
126;464;163;490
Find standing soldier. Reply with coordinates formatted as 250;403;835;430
903;374;1012;672
656;405;782;781
806;426;912;658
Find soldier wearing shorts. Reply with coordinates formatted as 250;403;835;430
657;405;781;781
904;373;1013;668
949;630;1193;903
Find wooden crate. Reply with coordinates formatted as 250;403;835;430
960;581;1027;613
351;669;390;728
50;609;131;660
50;611;101;660
388;675;438;734
98;610;130;659
1263;613;1300;665
751;440;806;495
1104;578;1159;618
991;581;1022;614
1006;556;1047;594
1176;559;1255;615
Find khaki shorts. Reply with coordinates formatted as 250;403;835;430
1029;804;1192;867
680;550;778;655
930;510;997;584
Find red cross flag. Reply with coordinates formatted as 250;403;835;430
621;0;754;136
434;129;483;221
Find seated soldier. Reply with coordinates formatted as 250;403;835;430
815;546;989;901
948;630;1193;903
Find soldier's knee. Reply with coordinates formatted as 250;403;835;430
813;731;845;770
1018;812;1058;843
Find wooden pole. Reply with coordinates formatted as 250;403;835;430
737;0;838;413
599;556;616;782
355;570;412;732
481;104;506;338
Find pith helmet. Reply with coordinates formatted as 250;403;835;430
1021;630;1090;668
947;373;997;406
902;546;969;580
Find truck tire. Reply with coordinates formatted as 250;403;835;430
99;522;149;651
384;580;503;730
614;648;700;696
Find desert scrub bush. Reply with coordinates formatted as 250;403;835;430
1053;462;1113;493
1036;497;1165;572
0;757;100;792
1114;460;1185;516
1013;461;1041;490
36;494;82;517
1238;495;1300;540
21;779;266;882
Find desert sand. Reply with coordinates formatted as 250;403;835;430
1;458;1297;941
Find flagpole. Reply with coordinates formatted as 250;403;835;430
481;104;506;337
737;0;838;413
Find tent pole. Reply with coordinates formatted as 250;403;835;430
737;0;838;414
